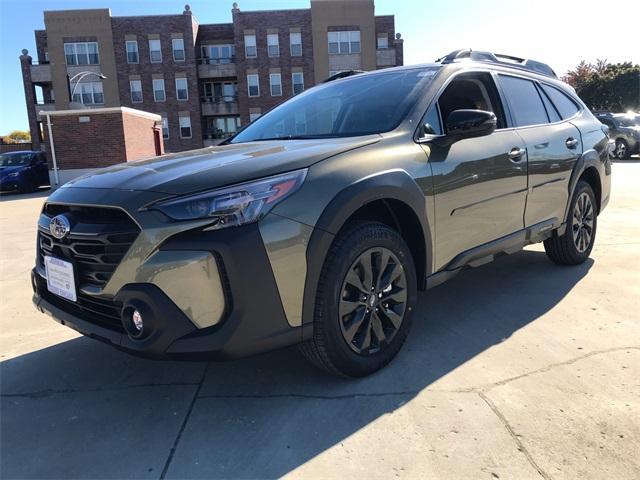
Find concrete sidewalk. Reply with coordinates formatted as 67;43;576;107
1;163;638;479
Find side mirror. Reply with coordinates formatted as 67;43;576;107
432;109;497;147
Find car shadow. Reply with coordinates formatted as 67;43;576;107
1;249;593;479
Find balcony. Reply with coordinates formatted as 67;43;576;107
30;63;51;83
376;48;397;67
198;58;237;79
201;96;239;116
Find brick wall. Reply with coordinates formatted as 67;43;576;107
122;112;162;160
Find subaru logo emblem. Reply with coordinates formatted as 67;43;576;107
49;215;71;240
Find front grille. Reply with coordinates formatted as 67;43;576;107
38;204;140;290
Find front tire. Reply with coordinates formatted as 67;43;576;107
544;180;597;265
300;222;417;377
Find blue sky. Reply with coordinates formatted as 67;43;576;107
1;0;638;135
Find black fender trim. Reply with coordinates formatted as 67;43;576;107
302;170;433;327
564;148;606;223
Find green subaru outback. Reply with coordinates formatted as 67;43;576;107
33;50;611;377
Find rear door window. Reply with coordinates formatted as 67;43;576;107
499;75;549;127
540;84;580;119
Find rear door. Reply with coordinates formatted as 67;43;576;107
498;75;581;228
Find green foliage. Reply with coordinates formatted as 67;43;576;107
564;61;640;113
0;130;31;144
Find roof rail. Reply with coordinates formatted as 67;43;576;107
436;49;557;78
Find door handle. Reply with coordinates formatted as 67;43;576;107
565;137;579;149
508;147;526;161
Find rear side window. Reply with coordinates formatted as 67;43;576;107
499;75;549;127
540;84;580;119
537;85;561;123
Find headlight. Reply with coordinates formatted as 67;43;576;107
152;169;307;228
7;172;20;178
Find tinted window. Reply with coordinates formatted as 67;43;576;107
499;75;549;127
422;104;442;135
0;153;32;167
538;85;561;122
540;84;580;119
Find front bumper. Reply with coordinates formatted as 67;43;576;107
33;222;308;359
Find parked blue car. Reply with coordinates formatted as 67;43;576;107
0;151;50;193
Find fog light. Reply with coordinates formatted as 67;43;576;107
132;310;143;332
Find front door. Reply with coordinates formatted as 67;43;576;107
422;72;528;271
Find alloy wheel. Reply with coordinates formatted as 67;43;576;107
339;247;407;355
615;141;627;159
572;192;594;253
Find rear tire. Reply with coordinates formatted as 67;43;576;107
614;139;629;160
544;180;597;265
300;222;417;377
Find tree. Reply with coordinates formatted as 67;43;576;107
0;130;31;144
564;60;640;113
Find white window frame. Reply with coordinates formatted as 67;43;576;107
172;38;185;62
129;80;143;103
149;39;162;63
153;78;166;102
290;32;302;56
269;73;282;96
244;34;257;58
267;34;280;58
126;40;139;64
175;77;188;101
72;81;103;105
64;42;100;65
179;115;192;139
161;117;169;139
249;112;261;122
327;31;360;54
247;74;260;97
377;34;389;49
292;72;304;95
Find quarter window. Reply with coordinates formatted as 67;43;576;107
290;32;302;56
499;75;549;127
126;41;139;63
540;84;580;119
149;39;162;63
292;72;304;95
172;38;185;61
267;34;280;57
175;77;188;100
247;74;260;97
179;115;192;139
64;42;99;65
244;34;257;58
153;79;166;102
270;73;282;96
130;80;143;103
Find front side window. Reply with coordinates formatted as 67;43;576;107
149;39;162;63
292;72;304;95
172;38;185;61
270;73;282;96
247;74;260;97
153;79;166;102
328;31;360;54
267;34;280;57
64;42;100;65
244;34;257;58
179;115;192;138
290;32;302;56
130;80;143;103
499;75;549;127
126;41;139;63
231;67;438;143
161;117;169;139
540;84;580;119
175;77;188;100
72;81;103;105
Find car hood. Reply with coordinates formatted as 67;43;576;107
62;136;380;195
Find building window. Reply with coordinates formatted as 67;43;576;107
72;81;103;105
249;112;261;122
292;72;304;95
153;79;166;102
267;34;280;57
244;34;257;58
290;32;302;56
172;38;185;61
247;74;260;97
130;80;143;103
175;77;188;100
377;34;389;49
126;41;139;63
201;44;235;64
206;116;241;138
161;116;169;139
64;42;99;65
270;74;282;96
179;115;192;139
328;31;360;54
203;81;238;102
149;39;162;63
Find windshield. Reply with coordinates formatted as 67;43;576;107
0;153;31;167
231;67;440;143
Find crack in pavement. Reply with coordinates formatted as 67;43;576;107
0;382;202;399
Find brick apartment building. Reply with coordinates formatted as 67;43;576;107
20;0;404;153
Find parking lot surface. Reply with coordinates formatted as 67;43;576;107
1;162;639;479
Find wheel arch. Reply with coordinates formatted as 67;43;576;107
565;148;605;221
